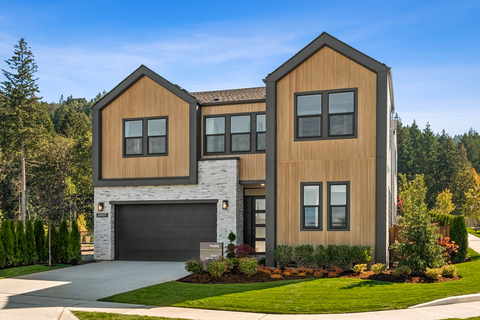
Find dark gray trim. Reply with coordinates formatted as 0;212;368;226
266;32;389;82
293;88;358;141
110;199;218;205
92;65;199;187
200;98;265;107
199;157;240;161
375;71;388;264
122;116;169;158
300;182;323;231
240;180;265;185
326;181;350;231
265;80;277;267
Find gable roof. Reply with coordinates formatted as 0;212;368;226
265;32;389;83
190;87;265;104
92;65;196;111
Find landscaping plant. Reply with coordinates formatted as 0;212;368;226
393;265;412;277
273;245;292;269
16;220;28;265
0;238;5;269
352;264;367;274
450;216;468;262
206;260;227;277
10;221;19;266
68;220;82;264
350;245;372;265
34;220;45;262
326;245;352;268
294;244;315;267
371;263;387;274
238;257;258;276
57;220;69;263
226;244;255;258
441;264;458;277
25;220;38;265
314;244;328;269
436;236;458;264
185;259;203;274
226;232;236;258
425;268;442;280
1;220;15;267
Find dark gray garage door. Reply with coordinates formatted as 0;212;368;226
115;203;217;261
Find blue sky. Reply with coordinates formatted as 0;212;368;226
0;0;479;135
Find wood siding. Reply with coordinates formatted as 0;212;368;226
102;76;190;179
202;102;266;181
276;46;377;250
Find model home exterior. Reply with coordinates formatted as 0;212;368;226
92;32;397;266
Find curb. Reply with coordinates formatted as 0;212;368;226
409;293;480;308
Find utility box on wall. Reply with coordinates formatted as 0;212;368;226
200;242;223;265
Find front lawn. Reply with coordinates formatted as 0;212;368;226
467;227;480;238
0;264;70;279
100;249;480;314
73;311;184;320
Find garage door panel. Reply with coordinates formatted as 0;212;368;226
116;203;217;261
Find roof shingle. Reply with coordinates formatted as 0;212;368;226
189;87;265;104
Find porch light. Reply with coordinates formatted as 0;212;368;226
222;200;228;210
98;202;104;211
261;183;265;186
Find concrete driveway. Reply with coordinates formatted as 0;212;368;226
0;261;188;319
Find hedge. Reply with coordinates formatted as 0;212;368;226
429;212;468;262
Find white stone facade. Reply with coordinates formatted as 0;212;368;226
94;159;244;260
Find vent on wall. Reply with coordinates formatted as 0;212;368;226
213;97;221;102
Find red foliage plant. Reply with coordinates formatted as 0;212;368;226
436;236;459;264
397;195;404;213
225;244;256;258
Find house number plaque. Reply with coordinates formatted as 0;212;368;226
96;212;109;218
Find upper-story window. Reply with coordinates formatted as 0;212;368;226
123;116;168;157
294;88;357;141
204;112;265;155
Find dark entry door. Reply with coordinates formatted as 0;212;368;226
115;203;217;261
244;196;266;254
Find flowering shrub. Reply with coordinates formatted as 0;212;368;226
270;274;282;279
371;263;387;274
436;236;459;264
352;264;367;274
239;257;258;276
441;264;458;277
393;265;412;277
206;260;227;277
425;267;442;280
314;268;328;277
185;259;203;274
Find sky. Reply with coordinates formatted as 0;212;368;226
0;0;479;136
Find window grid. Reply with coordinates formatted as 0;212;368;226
205;116;226;154
123;116;168;158
327;181;350;231
300;182;323;231
256;114;266;151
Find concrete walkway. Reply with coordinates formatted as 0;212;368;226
469;233;480;253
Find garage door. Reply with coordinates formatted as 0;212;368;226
115;203;217;261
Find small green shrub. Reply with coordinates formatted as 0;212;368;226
90;234;94;242
273;245;293;269
441;264;458;278
393;265;412;277
206;260;227;277
294;244;315;267
227;232;236;243
258;257;265;266
239;257;258;276
352;264;367;274
314;244;328;268
82;234;87;243
425;267;442;280
68;220;82;265
371;263;387;274
326;245;352;268
451;216;468;263
350;245;372;264
185;259;203;274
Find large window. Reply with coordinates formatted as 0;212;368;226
327;182;350;231
204;112;265;155
300;182;322;231
294;88;357;141
124;117;168;157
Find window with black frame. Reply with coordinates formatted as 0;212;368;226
327;182;349;230
124;117;168;157
328;92;355;136
231;115;251;152
124;120;143;155
147;118;167;154
256;114;266;151
300;182;322;230
296;93;322;138
205;117;226;153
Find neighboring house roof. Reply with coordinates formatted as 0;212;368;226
189;87;266;104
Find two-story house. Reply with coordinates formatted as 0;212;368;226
92;32;397;266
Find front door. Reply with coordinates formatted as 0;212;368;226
244;196;266;254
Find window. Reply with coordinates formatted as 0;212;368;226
204;112;265;155
256;114;266;151
327;182;350;231
300;182;322;231
123;117;168;157
294;88;357;141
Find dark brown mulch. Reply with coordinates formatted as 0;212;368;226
178;268;460;284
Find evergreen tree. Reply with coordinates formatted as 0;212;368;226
461;129;480;172
408;121;423;176
68;220;81;264
9;220;19;266
396;117;415;179
0;220;14;266
0;38;47;223
16;220;28;265
48;226;58;263
465;168;480;231
421;123;439;208
0;236;5;269
25;220;38;265
57;220;69;263
34;220;45;262
434;132;462;205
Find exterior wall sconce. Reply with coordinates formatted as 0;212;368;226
98;202;104;211
222;200;228;210
261;183;265;186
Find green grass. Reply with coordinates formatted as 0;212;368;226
100;249;480;314
0;264;70;279
467;227;480;238
72;311;184;320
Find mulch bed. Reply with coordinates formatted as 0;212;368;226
178;268;460;284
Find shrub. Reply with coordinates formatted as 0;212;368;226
441;264;458;278
57;221;69;263
49;225;58;262
327;271;337;278
34;220;45;262
393;265;412;277
0;239;5;269
290;268;298;275
331;266;344;275
273;245;292;269
185;259;203;274
228;232;236;243
259;269;271;275
350;246;373;264
273;268;282;274
82;234;87;243
352;264;367;274
451;216;468;263
298;272;306;277
371;263;387;274
436;236;458;264
283;271;292;276
239;257;258;276
226;244;256;258
306;268;314;274
315;244;328;269
297;266;307;273
16;220;28;265
425;268;442;280
9;221;19;266
326;245;352;268
206;260;227;277
68;220;82;265
1;220;15;267
258;257;265;266
25;220;38;265
90;234;94;242
270;274;282;279
314;268;328;277
294;244;315;267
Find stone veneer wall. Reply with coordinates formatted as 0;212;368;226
94;159;243;260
